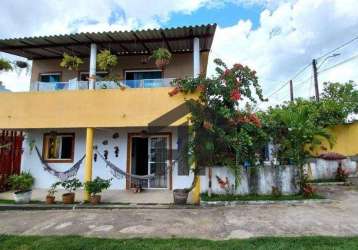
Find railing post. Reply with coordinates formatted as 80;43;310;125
89;43;97;90
193;37;200;77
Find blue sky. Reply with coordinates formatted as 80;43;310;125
163;3;262;29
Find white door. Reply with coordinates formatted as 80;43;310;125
148;136;169;188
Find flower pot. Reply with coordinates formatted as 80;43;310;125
173;189;189;205
90;195;101;205
62;192;75;204
155;58;169;69
46;195;56;204
13;190;32;204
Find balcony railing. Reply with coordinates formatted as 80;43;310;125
33;78;175;92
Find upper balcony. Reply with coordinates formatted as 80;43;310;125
33;78;174;91
0;24;215;129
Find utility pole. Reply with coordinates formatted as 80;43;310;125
289;80;294;101
312;59;319;101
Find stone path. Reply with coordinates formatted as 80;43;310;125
1;186;358;239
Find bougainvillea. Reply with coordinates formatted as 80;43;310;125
169;58;267;190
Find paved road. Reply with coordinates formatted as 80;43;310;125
1;186;358;239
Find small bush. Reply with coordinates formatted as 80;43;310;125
58;178;82;193
84;177;111;196
8;172;34;192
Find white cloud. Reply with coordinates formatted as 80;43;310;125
208;0;358;108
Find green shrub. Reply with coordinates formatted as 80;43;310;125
84;177;111;196
8;172;34;192
0;58;13;71
59;178;82;193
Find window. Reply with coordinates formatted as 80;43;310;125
39;73;61;82
43;133;75;162
79;72;108;81
125;70;162;80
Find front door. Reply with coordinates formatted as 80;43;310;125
148;136;168;188
130;134;169;189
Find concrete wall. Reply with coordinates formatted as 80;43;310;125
306;158;358;180
21;127;194;190
0;88;195;129
199;165;300;195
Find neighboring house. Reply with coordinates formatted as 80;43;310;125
0;24;216;197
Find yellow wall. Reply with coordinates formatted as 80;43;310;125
312;122;358;156
0;88;196;129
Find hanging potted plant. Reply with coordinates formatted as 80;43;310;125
151;48;172;69
58;178;82;204
46;182;59;204
84;177;111;205
8;172;35;204
0;58;13;71
15;60;29;69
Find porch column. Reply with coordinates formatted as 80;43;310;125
193;37;200;77
89;43;97;90
84;128;94;201
192;175;201;205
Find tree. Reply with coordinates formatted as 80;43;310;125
170;59;267;192
260;102;333;192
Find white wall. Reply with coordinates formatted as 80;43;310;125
21;127;194;190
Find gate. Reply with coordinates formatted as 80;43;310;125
0;130;23;191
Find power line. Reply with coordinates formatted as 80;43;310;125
318;53;358;75
266;63;311;99
316;35;358;61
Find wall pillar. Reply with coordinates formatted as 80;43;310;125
193;37;200;77
84;128;94;201
89;43;97;90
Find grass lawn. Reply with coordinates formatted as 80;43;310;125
0;199;42;204
201;193;324;202
0;235;358;250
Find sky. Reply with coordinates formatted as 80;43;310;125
0;0;358;108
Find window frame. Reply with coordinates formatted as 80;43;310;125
124;69;163;80
42;132;75;163
38;72;62;82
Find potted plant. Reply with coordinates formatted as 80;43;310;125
97;49;118;71
59;178;82;204
150;48;172;69
84;177;111;205
0;58;13;71
60;53;83;80
15;60;29;69
46;182;59;204
8;172;34;204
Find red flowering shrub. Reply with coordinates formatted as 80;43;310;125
167;58;267;192
230;89;241;101
168;86;180;97
303;183;316;198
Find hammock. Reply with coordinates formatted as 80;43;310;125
95;149;155;181
35;147;85;181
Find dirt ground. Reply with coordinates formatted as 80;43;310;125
1;185;358;239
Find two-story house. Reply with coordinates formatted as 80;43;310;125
0;24;216;202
